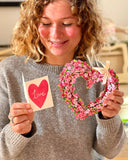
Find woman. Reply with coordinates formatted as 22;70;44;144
0;0;126;160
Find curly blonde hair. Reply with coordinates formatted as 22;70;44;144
11;0;104;62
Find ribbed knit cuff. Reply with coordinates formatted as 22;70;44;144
4;123;36;146
22;121;36;138
96;114;122;134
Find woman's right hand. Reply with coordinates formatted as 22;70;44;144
8;103;34;135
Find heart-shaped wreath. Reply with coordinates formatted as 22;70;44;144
58;59;119;120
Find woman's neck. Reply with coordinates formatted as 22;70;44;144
45;54;74;65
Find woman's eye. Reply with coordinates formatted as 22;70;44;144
63;23;73;26
41;23;51;26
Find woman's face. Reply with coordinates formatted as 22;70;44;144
38;0;81;64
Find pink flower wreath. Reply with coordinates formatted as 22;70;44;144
58;59;119;120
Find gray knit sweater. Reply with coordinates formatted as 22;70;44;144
0;56;126;160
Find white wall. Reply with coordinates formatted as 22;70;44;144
0;7;20;45
0;0;128;45
98;0;128;26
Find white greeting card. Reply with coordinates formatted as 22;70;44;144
22;75;54;111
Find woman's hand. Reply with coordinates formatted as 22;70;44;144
101;90;124;118
8;103;34;134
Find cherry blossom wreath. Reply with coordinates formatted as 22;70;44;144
58;59;119;120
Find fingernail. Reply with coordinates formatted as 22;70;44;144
107;93;111;97
26;104;31;109
103;101;107;106
27;120;30;124
28;109;33;113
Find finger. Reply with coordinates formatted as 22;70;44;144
112;90;124;96
12;120;31;134
11;103;31;110
8;112;13;120
11;108;33;117
105;95;124;104
101;106;120;117
103;100;121;110
101;108;116;117
10;103;33;116
11;115;29;125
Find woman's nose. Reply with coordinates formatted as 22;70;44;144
50;24;63;39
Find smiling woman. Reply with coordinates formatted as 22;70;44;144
0;0;126;160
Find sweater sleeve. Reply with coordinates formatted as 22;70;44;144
93;114;127;159
0;60;36;160
0;123;36;160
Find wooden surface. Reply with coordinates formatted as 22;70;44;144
118;73;128;84
100;43;128;73
0;48;13;61
106;158;128;160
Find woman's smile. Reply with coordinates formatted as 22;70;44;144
48;40;69;47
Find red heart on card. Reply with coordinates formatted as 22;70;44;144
28;80;48;108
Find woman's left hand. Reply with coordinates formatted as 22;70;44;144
101;90;124;118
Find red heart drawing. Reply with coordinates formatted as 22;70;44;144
28;80;48;108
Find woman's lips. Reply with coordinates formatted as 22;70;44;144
49;40;68;47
